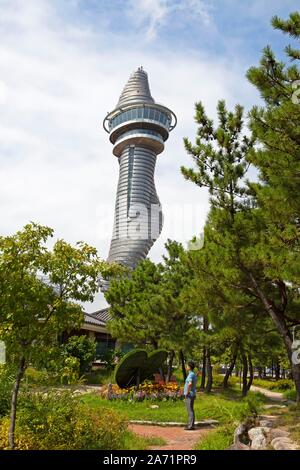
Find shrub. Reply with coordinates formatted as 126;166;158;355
253;378;294;391
60;356;81;385
268;379;294;391
84;369;114;385
284;389;297;401
0;391;128;450
114;349;168;389
24;367;59;386
212;374;225;388
0;365;15;418
63;335;96;375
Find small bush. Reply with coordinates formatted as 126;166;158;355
0;365;15;418
84;369;114;385
63;335;96;375
60;356;81;385
269;379;294;391
0;390;128;450
24;367;58;386
253;378;294;391
212;374;225;388
284;389;297;401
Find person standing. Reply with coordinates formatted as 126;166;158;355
184;361;197;430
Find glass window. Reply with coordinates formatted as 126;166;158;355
149;108;155;120
144;107;149;119
137;108;142;118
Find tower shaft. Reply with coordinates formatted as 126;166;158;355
108;144;162;269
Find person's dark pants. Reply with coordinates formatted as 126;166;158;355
185;396;195;429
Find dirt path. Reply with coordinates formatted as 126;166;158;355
250;385;285;402
129;424;211;450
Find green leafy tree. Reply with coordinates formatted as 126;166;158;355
63;335;96;375
0;223;115;448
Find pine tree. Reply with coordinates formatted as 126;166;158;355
246;12;300;399
181;82;300;399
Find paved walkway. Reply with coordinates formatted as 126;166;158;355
129;423;211;450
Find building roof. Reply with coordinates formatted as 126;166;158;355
116;67;155;107
83;308;111;327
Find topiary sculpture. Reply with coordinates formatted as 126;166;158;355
114;349;168;389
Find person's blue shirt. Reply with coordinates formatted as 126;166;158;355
184;371;197;398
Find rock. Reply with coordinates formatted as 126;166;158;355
271;437;299;450
228;441;250;450
248;427;269;450
129;419;219;427
149;405;159;409
263;404;286;409
269;429;290;439
258;414;278;420
234;424;247;443
259;420;274;428
233;423;250;447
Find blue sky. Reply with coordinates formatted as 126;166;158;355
0;0;298;310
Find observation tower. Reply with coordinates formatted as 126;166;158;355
101;67;176;287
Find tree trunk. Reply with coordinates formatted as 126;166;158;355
179;350;187;382
222;350;237;389
136;367;141;390
9;356;26;449
241;350;248;397
257;366;263;379
166;350;175;383
275;360;280;381
205;348;213;393
200;347;206;390
159;367;165;383
291;363;300;402
247;354;254;391
248;272;300;402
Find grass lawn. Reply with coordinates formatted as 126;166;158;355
81;388;266;425
82;388;266;450
124;431;166;450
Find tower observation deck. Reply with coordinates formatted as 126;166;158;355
101;67;176;288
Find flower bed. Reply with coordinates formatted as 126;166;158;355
100;381;184;402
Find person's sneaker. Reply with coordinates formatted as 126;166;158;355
184;427;196;430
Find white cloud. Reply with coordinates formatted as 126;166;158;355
0;0;259;311
127;0;169;41
127;0;212;41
